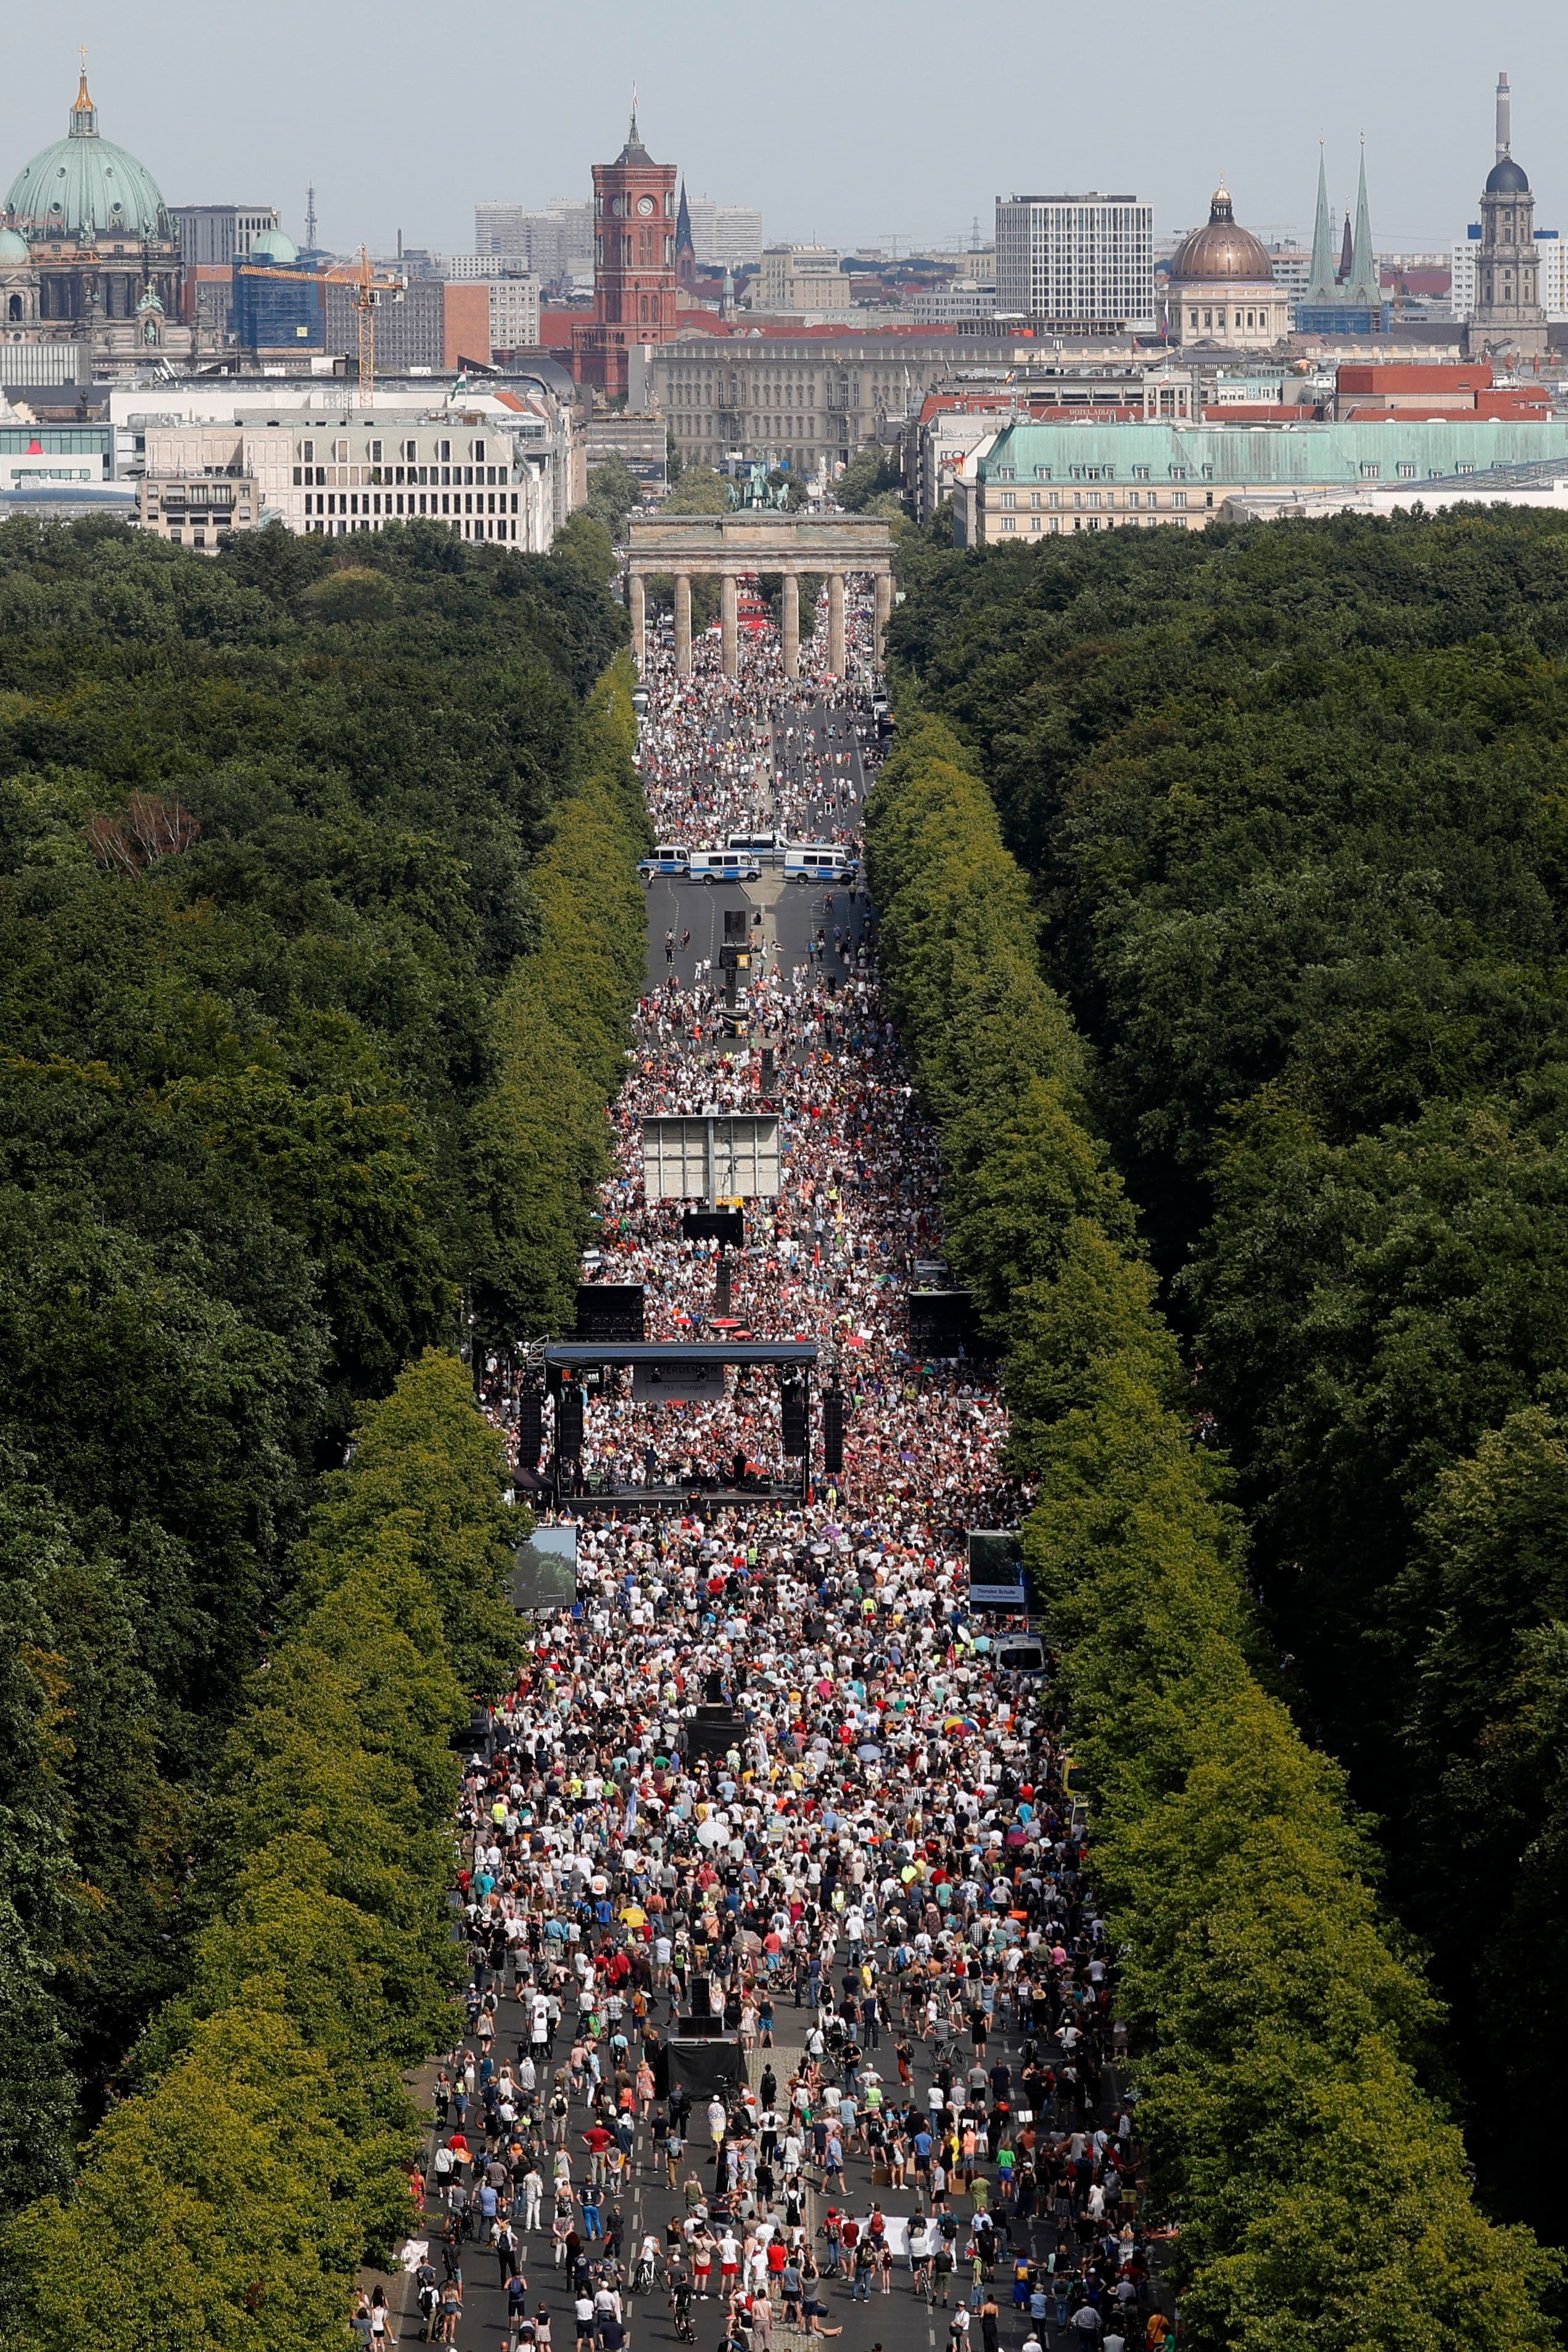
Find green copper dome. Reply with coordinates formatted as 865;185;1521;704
4;71;170;243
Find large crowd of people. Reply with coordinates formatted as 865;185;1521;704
402;589;1160;2352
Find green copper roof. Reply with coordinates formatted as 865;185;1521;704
976;418;1568;487
4;72;169;244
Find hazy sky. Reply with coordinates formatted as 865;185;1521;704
4;0;1564;259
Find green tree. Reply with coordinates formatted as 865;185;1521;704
662;464;731;516
584;455;644;538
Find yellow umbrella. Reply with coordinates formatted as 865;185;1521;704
620;1904;648;1927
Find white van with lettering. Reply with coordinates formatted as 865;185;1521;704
783;843;857;884
638;845;690;884
687;850;763;885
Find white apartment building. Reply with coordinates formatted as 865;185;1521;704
995;194;1156;333
683;197;764;268
426;262;542;346
474;200;593;286
757;246;850;313
487;276;542;347
906;281;999;323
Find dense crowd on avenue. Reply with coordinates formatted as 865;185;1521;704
386;592;1162;2352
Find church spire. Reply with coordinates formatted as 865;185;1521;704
1307;144;1335;301
1347;141;1377;304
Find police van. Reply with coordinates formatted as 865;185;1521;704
638;845;690;884
686;849;764;885
783;842;857;884
725;831;785;864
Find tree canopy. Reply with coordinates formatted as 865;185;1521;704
864;709;1563;2350
0;516;640;2216
888;505;1568;2239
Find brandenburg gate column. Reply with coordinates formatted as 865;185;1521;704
874;569;892;671
674;573;692;677
781;571;800;680
628;571;646;672
828;573;847;677
720;573;739;681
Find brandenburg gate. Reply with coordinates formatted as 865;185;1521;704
624;511;896;681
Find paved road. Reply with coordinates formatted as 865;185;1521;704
368;677;1139;2352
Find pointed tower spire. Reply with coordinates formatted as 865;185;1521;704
1307;144;1335;301
1348;140;1377;304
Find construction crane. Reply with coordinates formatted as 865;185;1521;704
233;246;406;399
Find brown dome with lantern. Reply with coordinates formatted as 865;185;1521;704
1170;183;1274;284
1166;181;1288;348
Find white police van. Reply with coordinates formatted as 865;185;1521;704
783;842;857;884
686;850;764;885
638;845;691;884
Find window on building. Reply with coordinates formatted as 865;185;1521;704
334;439;349;462
1360;463;1380;479
369;440;383;463
302;439;315;463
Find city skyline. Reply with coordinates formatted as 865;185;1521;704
2;0;1561;263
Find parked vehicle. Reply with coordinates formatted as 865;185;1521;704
783;842;857;884
638;845;691;884
725;830;785;863
687;850;764;885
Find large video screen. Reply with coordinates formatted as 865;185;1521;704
512;1523;579;1612
968;1527;1025;1609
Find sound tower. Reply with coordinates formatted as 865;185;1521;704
822;1385;845;1476
517;1390;543;1468
557;1386;585;1460
780;1380;808;1458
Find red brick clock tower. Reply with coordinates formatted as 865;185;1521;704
572;110;678;398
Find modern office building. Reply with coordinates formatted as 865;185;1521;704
487;274;542;350
476;199;593;288
953;416;1568;543
683;197;764;269
231;246;492;371
170;205;279;265
994;194;1155;334
134;404;574;549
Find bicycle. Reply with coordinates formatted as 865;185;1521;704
931;2036;961;2071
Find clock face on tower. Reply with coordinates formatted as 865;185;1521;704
637;195;656;217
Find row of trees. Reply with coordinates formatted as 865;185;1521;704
886;509;1568;2229
6;1353;521;2352
0;519;640;2213
864;715;1561;2352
